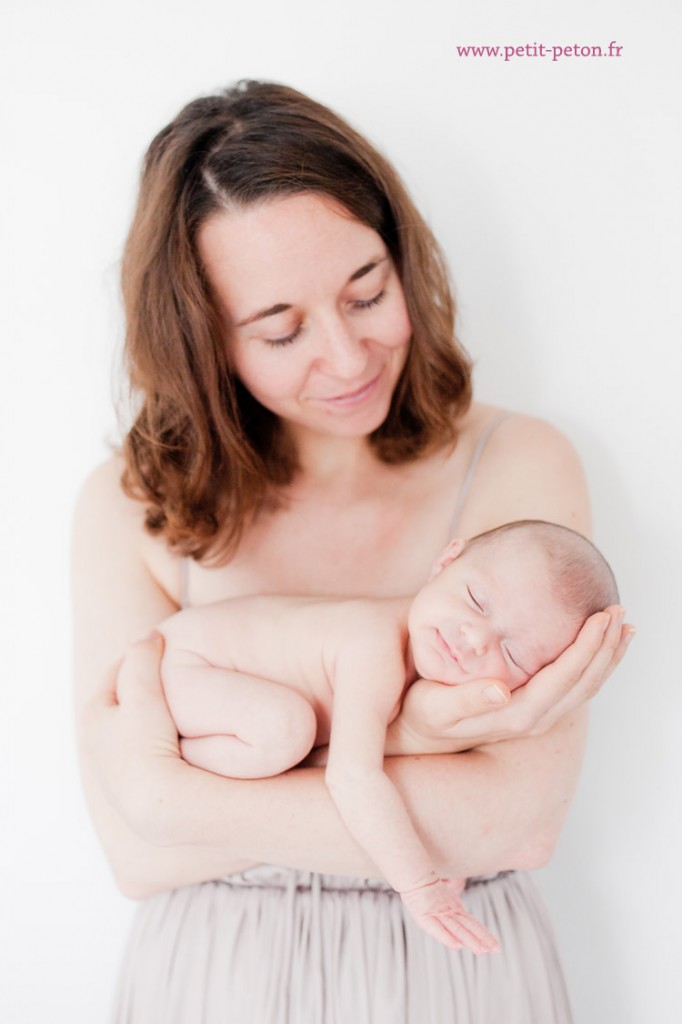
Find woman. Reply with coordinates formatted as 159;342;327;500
73;80;631;1023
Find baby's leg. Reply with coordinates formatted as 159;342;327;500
162;652;317;778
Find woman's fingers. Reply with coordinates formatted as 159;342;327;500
498;613;609;733
116;633;166;704
528;607;624;725
81;635;169;745
439;606;633;745
80;633;183;833
443;679;512;722
531;616;634;732
115;634;181;759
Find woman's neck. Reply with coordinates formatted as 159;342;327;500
288;427;381;493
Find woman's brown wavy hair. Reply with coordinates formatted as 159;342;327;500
121;80;472;562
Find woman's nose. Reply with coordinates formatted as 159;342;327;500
317;315;367;378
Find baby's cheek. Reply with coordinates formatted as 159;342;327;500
484;652;514;687
416;646;442;680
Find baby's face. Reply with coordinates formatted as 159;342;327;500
408;539;581;690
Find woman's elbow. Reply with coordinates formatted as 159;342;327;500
108;844;181;900
103;841;165;901
511;830;560;870
508;785;574;870
113;870;159;901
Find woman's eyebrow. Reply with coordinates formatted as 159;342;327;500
235;303;290;328
347;255;388;282
235;255;389;327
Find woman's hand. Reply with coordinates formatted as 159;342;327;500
80;633;191;844
509;606;633;737
389;606;633;754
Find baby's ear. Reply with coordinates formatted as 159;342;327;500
428;538;467;580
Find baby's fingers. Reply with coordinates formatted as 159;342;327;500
435;911;499;956
419;916;463;951
448;911;500;955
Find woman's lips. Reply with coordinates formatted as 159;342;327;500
315;373;381;408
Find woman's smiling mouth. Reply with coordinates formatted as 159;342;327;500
315;373;381;408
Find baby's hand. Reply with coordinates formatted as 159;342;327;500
399;877;500;955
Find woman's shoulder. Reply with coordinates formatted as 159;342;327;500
73;454;181;599
460;401;582;465
74;454;151;547
75;453;138;515
454;402;590;535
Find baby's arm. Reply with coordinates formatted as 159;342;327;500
324;604;499;955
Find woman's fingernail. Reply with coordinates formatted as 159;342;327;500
484;684;509;705
617;607;626;625
599;613;611;634
624;627;636;644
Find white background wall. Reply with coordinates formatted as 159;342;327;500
2;1;680;1021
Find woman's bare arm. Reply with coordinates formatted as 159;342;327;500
72;458;255;893
84;635;587;893
74;418;629;898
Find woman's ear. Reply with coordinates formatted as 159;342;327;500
428;537;467;580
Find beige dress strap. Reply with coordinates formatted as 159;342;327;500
180;556;191;610
449;411;511;538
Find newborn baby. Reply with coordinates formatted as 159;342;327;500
159;519;618;955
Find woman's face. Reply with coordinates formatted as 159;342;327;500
197;193;413;442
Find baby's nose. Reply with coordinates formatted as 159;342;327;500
461;623;489;657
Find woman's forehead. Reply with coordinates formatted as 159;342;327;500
196;195;388;328
197;194;382;286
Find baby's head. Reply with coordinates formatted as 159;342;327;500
408;520;619;690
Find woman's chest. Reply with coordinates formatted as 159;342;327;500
185;467;464;604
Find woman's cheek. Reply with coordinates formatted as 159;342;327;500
233;349;302;402
387;301;413;350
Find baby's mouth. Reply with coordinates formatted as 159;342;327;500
436;629;463;667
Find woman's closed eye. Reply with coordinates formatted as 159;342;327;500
351;289;385;311
263;289;386;347
264;324;303;347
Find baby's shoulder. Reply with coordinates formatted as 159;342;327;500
332;596;408;629
326;597;408;663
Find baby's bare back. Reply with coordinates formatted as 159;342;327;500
159;594;409;743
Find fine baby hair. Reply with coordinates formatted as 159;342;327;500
464;519;619;621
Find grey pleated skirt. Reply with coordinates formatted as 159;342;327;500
112;867;573;1023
